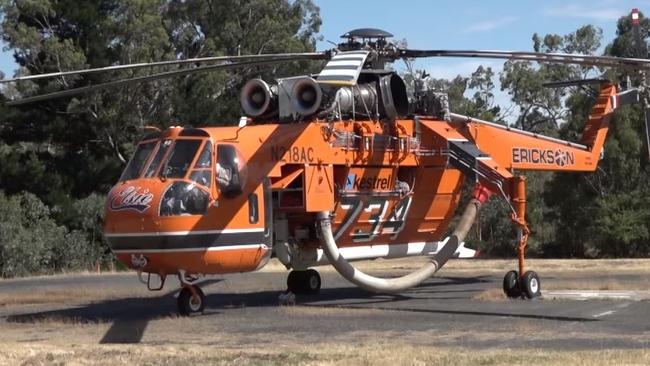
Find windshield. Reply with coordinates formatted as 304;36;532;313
188;141;212;188
119;141;157;182
144;139;172;178
160;139;202;179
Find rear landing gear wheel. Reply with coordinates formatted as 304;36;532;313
520;270;541;299
503;270;520;298
178;286;205;316
287;269;321;294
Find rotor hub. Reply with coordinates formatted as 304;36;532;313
338;28;398;69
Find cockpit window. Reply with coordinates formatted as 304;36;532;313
195;141;212;168
160;140;202;179
119;141;157;182
144;139;172;178
188;141;212;188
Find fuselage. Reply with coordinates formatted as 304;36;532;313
103;119;467;276
104;82;615;278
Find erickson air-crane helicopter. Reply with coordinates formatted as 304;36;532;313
4;11;650;315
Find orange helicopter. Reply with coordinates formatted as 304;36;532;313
4;19;650;315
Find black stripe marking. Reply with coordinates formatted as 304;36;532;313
335;51;369;56
107;232;266;251
317;75;356;81
329;57;366;62
323;65;362;71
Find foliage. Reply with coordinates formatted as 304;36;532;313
0;3;648;278
0;191;91;277
0;0;321;276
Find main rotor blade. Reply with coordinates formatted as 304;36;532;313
400;49;650;70
6;57;315;106
1;52;328;83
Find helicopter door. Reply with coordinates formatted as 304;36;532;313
216;144;272;251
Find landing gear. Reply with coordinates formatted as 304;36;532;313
502;270;541;299
500;176;541;300
501;269;542;299
177;286;205;316
287;269;321;294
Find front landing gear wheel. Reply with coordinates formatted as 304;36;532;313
503;270;520;298
521;270;541;299
287;269;321;294
178;286;205;316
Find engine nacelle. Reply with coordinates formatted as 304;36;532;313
378;73;408;119
240;79;277;117
290;77;323;117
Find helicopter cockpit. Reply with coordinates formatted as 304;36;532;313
112;128;246;218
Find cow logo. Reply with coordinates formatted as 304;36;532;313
110;186;154;213
131;254;148;268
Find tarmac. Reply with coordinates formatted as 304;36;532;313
0;266;649;350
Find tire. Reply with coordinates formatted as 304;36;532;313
503;270;520;298
303;269;321;294
521;270;541;299
287;270;302;293
287;270;321;294
177;286;205;316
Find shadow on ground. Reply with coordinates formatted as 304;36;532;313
4;275;596;344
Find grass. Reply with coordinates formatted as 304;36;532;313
0;286;153;307
0;342;648;366
259;257;650;276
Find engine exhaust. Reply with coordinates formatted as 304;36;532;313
291;77;323;117
240;79;277;117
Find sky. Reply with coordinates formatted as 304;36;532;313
315;0;650;111
1;0;649;109
316;0;648;75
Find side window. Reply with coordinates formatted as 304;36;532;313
216;144;247;197
248;193;259;224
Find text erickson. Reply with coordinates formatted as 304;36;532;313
512;147;575;167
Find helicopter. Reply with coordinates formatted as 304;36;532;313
3;13;650;315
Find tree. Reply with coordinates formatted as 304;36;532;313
0;0;322;276
0;191;90;277
544;13;650;257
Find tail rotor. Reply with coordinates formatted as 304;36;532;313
630;8;650;159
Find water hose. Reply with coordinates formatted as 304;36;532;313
316;198;481;293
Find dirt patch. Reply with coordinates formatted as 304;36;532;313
472;287;508;302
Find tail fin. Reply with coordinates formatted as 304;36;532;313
580;83;618;154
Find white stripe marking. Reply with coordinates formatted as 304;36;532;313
593;310;615;318
104;228;264;238
318;69;359;77
332;52;368;59
112;244;268;254
325;60;364;67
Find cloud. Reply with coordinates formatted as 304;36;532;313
544;5;623;21
463;16;517;33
